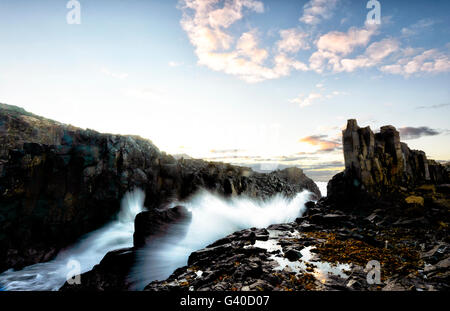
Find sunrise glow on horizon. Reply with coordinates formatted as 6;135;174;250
0;0;449;181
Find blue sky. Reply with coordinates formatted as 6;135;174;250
0;0;449;181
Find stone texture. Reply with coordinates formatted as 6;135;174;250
133;205;192;248
61;119;450;292
0;104;320;272
340;119;448;196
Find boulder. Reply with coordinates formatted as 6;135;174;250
284;249;302;261
60;248;135;291
133;205;192;247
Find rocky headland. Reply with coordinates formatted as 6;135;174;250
0;103;319;273
143;120;450;291
1;104;448;291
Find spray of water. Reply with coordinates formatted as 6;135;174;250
0;188;314;291
0;189;145;291
128;189;313;290
316;181;327;197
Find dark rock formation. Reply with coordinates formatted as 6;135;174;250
340;119;448;196
145;119;449;292
145;216;449;291
60;204;193;291
327;120;449;212
0;104;320;272
145;174;449;292
133;205;192;248
60;248;137;291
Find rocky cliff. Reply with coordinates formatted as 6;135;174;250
0;104;320;272
328;120;449;206
142;120;449;292
339;119;448;195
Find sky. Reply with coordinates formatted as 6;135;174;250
0;0;449;181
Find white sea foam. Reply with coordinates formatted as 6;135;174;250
0;187;316;291
128;189;313;289
0;189;145;291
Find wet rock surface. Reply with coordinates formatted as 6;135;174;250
0;104;319;272
144;120;449;292
2;109;448;292
133;205;192;248
145;196;449;291
62;120;449;292
60;204;193;291
60;248;136;291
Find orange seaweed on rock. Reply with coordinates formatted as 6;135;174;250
305;231;422;280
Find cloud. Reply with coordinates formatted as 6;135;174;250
179;0;308;83
101;67;129;80
398;126;441;140
178;1;449;82
168;61;184;67
401;19;436;37
289;89;345;107
309;24;378;73
364;38;399;61
236;29;269;64
298;134;341;151
209;148;244;154
337;38;399;72
290;92;323;107
416;103;450;109
277;28;310;53
381;49;450;76
300;0;339;25
316;25;376;55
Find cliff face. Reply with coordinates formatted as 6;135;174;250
332;119;449;199
142;120;450;293
0;104;320;272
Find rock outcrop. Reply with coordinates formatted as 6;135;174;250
60;204;193;291
0;104;320;272
339;119;448;195
144;119;449;292
133;205;192;248
328;120;449;207
145;207;449;291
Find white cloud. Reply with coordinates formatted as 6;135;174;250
290;92;323;107
401;19;435;37
289;89;345;108
177;1;449;82
308;24;379;73
179;0;308;83
338;38;399;72
381;49;450;76
307;25;399;73
365;38;399;61
101;67;129;80
300;0;339;25
236;30;269;64
316;26;377;55
168;61;184;67
277;28;310;53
